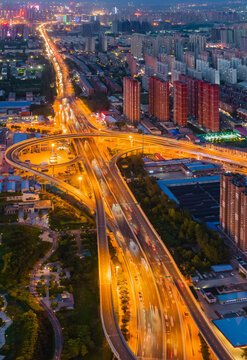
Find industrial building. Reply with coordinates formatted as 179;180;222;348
213;317;247;347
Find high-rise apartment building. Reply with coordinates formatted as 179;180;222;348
173;81;187;126
179;74;199;118
131;33;146;60
220;173;247;251
85;37;95;52
127;53;137;76
98;33;107;52
198;81;219;132
183;51;195;69
174;60;186;74
196;59;209;77
149;77;169;121
157;61;168;80
205;68;220;85
145;53;157;73
142;66;154;91
123;77;140;122
189;34;206;53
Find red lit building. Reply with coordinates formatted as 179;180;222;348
127;53;137;76
198;81;219;132
145;53;157;73
123;77;140;122
179;74;199;118
220;173;247;251
173;81;187;126
149;77;169;121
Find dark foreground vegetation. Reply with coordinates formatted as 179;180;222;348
0;225;53;360
49;227;112;360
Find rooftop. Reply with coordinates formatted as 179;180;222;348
211;264;233;273
217;291;247;302
0;101;33;108
213;317;247;347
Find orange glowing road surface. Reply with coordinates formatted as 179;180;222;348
5;22;242;360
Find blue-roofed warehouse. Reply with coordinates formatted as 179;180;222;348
158;176;220;224
13;133;28;144
183;162;218;175
211;264;233;273
217;291;247;304
0;101;33;115
213;317;247;347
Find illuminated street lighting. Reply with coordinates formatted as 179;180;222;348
51;143;55;153
78;176;82;190
129;135;133;147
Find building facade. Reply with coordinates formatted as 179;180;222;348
123;77;140;122
198;81;219;132
220;173;247;251
149;76;169;121
173;81;187;126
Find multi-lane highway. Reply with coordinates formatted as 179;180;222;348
7;130;245;360
6;21;246;360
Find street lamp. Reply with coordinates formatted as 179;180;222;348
129;135;133;148
51;143;55;153
78;176;82;190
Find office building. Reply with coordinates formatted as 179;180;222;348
173;81;187;126
123;77;140;122
149;77;169;121
220;173;247;251
198;81;219;132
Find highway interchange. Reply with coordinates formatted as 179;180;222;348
6;22;247;360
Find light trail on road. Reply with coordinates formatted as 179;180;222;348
6;21;245;360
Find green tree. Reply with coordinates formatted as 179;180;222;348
199;333;211;360
242;348;247;359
